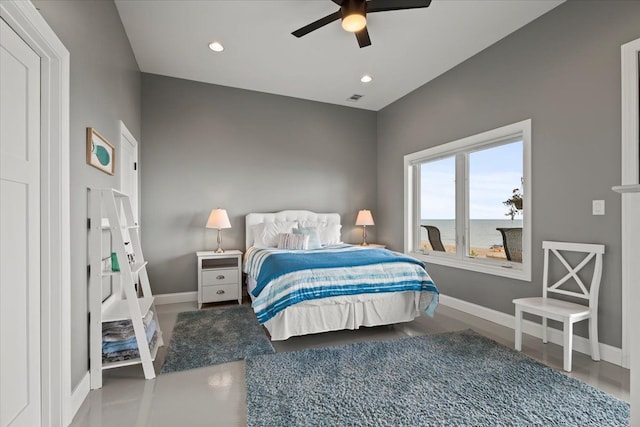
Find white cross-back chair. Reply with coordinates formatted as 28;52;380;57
513;241;605;372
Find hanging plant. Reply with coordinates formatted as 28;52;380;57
503;188;523;220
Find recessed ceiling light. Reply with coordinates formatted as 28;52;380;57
208;41;224;52
360;74;373;83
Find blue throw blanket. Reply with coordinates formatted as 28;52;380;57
245;245;439;324
253;247;425;297
102;320;156;354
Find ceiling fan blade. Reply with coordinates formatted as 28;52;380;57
292;11;342;38
331;0;345;5
367;0;432;13
355;26;371;48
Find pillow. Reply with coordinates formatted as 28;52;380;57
277;233;309;250
252;221;297;248
292;227;322;249
298;220;326;228
317;223;342;246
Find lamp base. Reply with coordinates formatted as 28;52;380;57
215;228;224;253
361;225;368;246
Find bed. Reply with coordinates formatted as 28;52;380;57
244;210;439;340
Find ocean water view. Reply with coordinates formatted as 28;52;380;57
421;219;523;249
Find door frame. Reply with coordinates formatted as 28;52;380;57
620;37;640;369
0;1;71;425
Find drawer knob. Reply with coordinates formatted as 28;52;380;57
216;275;225;280
216;290;225;295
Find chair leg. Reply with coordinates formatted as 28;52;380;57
589;316;600;361
514;306;522;351
542;317;548;343
563;319;573;372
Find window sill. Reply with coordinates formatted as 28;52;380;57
409;251;531;282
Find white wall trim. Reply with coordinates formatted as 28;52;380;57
154;291;198;305
439;294;623;367
618;37;640;371
69;373;90;422
0;1;71;425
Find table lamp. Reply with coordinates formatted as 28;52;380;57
206;208;231;253
355;209;374;246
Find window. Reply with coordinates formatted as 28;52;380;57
404;120;531;281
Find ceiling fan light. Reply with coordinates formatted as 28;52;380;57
341;14;366;33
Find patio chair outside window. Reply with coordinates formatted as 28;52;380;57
421;225;446;252
497;227;522;262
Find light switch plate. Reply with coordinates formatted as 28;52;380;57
592;200;605;215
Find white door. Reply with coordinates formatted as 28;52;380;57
0;18;41;427
120;123;139;223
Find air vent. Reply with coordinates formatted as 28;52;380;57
347;94;364;102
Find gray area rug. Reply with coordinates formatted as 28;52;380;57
246;330;629;426
161;305;274;374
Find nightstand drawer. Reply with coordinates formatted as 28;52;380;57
202;283;239;302
202;268;238;286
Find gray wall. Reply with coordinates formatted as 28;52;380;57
141;74;377;295
377;0;640;348
34;0;141;389
32;0;639;392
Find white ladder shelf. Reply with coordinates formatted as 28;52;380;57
89;188;164;389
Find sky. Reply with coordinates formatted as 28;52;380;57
420;141;523;220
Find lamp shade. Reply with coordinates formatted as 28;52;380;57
206;209;231;229
355;209;374;226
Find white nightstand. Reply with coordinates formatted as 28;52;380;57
196;250;243;309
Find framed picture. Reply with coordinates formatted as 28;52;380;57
86;128;115;175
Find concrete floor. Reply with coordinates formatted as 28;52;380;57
70;301;630;426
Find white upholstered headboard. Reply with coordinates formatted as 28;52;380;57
245;210;341;250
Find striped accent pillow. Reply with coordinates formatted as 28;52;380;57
277;233;309;250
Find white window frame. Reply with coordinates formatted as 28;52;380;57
404;119;532;281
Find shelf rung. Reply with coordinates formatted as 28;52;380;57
131;261;148;274
110;189;130;198
102;357;145;370
101;270;118;277
102;297;154;322
100;261;147;277
101;223;138;230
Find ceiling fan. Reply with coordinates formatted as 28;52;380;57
292;0;432;48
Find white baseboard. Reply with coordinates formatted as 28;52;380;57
68;372;90;425
154;291;197;305
439;294;623;367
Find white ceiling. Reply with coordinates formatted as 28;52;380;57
115;0;563;111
